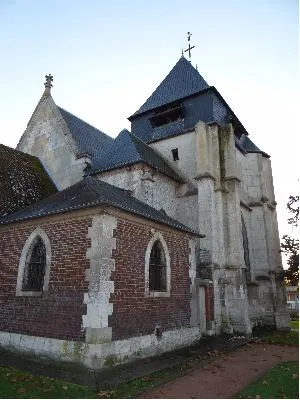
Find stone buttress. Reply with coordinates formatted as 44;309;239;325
195;121;251;334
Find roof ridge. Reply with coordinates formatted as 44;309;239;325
127;131;151;152
58;106;110;138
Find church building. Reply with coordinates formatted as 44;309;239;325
0;56;289;369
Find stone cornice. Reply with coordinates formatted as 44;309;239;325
194;172;215;181
223;176;241;184
240;200;252;211
248;200;264;207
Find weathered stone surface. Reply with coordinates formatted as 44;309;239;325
17;94;90;190
83;214;117;338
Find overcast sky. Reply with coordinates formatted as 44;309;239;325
0;0;298;245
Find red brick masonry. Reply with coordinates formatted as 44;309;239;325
0;218;90;341
0;212;192;343
110;219;192;340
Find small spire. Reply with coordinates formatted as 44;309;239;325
44;74;53;94
181;48;184;57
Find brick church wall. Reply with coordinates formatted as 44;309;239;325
110;218;192;340
0;211;193;345
0;217;90;341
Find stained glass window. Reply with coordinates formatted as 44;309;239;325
149;240;167;291
22;237;46;291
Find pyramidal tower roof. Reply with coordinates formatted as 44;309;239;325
131;56;210;118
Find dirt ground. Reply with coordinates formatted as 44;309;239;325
139;344;299;399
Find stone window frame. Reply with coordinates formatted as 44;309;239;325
145;232;171;298
16;227;51;297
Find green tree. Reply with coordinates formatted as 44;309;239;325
281;195;299;286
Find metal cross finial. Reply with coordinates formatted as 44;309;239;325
184;31;195;60
44;74;53;89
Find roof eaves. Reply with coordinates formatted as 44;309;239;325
210;87;249;136
0;194;201;236
90;160;184;183
234;136;247;155
246;150;270;158
90;160;141;175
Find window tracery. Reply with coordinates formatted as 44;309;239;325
22;236;46;291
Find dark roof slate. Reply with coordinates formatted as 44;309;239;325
91;129;184;182
58;107;114;162
238;134;270;157
0;144;57;217
0;177;201;236
131;56;210;117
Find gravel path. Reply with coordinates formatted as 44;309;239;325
139;344;299;399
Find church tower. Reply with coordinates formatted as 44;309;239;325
128;55;289;333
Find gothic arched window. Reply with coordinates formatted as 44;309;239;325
22;236;46;291
149;240;167;291
16;228;51;296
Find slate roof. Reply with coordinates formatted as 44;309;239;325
58;107;114;161
237;134;270;157
0;144;57;217
130;56;210;118
0;177;201;236
91;129;184;182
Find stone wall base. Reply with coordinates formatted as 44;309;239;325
0;327;201;370
248;280;290;331
275;312;291;331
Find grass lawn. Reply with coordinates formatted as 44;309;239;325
0;366;96;399
261;330;299;346
0;357;208;399
236;361;299;399
290;320;299;330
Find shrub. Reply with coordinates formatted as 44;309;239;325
290;311;299;320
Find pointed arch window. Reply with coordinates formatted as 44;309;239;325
145;232;171;297
149;240;167;291
22;237;46;291
16;228;51;296
241;214;251;280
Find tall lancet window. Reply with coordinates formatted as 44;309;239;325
149;240;167;291
22;236;46;291
241;215;251;279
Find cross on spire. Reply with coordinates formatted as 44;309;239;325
44;74;53;89
184;32;195;60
